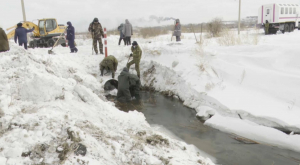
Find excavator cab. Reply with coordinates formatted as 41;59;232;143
38;19;58;36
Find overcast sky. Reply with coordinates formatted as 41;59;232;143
1;0;299;32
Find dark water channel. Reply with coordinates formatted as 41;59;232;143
108;92;300;165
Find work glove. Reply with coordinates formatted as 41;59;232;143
130;53;133;57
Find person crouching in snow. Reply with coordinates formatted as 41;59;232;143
100;55;118;78
127;41;142;78
66;21;78;53
129;73;141;100
117;68;131;102
0;25;9;53
173;19;181;42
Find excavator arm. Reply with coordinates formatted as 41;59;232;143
6;21;39;40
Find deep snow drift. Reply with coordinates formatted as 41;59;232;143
0;43;214;164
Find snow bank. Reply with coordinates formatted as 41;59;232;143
106;31;300;153
0;42;214;165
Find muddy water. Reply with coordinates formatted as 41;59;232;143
108;92;300;165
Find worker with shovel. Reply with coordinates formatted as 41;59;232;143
88;18;104;55
66;21;78;53
99;55;118;78
127;41;142;78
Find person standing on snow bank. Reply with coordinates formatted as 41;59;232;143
264;20;269;35
122;19;133;46
0;25;9;52
118;23;126;45
129;73;141;100
127;41;142;78
100;55;118;79
173;19;181;42
117;67;131;102
14;23;34;50
88;18;104;54
66;21;78;53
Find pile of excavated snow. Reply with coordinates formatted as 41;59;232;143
0;43;214;165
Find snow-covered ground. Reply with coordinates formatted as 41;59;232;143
113;29;300;153
1;28;300;164
0;42;214;164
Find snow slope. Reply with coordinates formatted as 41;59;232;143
0;43;214;165
103;30;300;153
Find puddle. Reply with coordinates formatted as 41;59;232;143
107;92;300;165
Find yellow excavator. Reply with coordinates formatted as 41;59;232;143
6;18;67;48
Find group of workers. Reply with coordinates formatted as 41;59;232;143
100;40;142;103
0;18;182;103
117;19;133;46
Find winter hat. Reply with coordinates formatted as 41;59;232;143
123;67;129;72
17;23;23;27
132;41;138;46
67;21;72;26
93;18;99;22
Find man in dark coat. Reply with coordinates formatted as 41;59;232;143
127;41;142;78
129;73;141;100
66;21;78;53
100;55;118;78
173;19;181;42
117;23;125;45
14;23;34;50
122;19;133;46
88;18;104;54
117;67;131;102
0;26;9;52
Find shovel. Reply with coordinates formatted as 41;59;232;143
48;28;67;54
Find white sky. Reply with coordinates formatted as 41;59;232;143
0;0;299;32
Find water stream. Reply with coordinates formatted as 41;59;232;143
107;91;300;165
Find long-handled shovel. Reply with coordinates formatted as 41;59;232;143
126;55;131;64
48;28;66;54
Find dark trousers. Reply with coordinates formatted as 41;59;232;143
125;37;131;45
19;42;28;50
119;38;125;45
176;36;181;42
68;40;78;53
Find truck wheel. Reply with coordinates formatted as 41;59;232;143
284;24;290;32
290;24;295;32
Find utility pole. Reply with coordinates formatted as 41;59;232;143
21;0;27;22
238;0;241;35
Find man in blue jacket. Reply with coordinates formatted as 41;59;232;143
66;21;78;53
14;23;34;50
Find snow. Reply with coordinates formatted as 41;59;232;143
0;43;214;164
2;27;300;164
124;29;300;153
